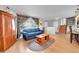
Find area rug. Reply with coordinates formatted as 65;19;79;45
28;39;54;51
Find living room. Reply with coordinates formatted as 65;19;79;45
0;5;79;53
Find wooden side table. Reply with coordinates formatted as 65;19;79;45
59;25;67;33
36;34;49;45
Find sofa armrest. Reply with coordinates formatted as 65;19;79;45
40;30;44;33
22;32;29;40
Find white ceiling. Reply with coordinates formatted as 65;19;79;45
0;5;78;20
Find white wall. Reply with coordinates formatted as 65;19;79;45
0;5;6;10
43;19;59;34
42;17;72;34
45;27;56;34
60;18;66;25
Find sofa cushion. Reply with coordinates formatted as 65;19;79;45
23;29;32;33
23;28;40;32
28;31;41;35
34;28;40;31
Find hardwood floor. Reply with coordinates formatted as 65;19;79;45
5;33;79;53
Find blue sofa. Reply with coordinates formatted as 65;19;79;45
22;28;44;40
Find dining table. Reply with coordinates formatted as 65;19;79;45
70;30;79;44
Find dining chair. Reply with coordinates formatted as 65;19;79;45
69;26;73;43
69;26;79;43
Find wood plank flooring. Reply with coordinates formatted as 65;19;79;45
5;33;79;53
